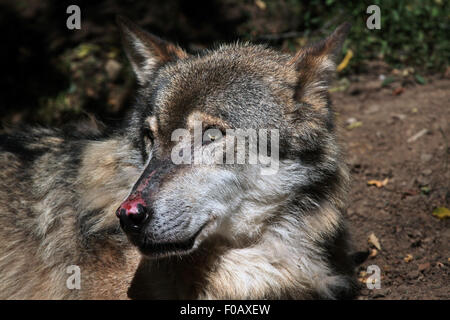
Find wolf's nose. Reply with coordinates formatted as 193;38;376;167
116;202;150;230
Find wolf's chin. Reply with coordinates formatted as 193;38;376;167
138;219;215;259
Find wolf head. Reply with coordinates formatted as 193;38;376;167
115;16;350;259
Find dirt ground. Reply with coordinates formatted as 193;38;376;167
332;75;449;299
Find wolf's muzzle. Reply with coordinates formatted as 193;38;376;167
116;158;174;235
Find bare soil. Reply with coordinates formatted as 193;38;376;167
333;75;450;299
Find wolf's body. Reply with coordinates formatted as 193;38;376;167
0;18;357;299
0;127;142;298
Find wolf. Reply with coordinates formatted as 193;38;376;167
0;17;356;299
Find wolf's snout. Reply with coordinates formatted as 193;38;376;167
116;195;151;230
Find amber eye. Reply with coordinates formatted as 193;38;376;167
203;126;225;146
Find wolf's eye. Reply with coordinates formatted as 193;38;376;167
203;126;224;146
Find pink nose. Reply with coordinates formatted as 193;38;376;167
116;194;150;227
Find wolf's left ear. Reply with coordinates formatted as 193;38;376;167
289;22;351;104
117;16;188;85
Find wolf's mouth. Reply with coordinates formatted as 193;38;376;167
135;224;207;259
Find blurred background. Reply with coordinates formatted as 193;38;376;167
0;0;448;299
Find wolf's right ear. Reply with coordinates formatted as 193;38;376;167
116;16;188;85
288;22;351;107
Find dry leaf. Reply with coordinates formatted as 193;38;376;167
404;254;413;263
393;87;405;95
368;233;381;250
337;49;353;72
418;262;431;272
432;207;450;219
367;178;389;188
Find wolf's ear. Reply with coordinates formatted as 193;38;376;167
116;16;188;85
289;22;351;104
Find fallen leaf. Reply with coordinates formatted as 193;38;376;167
337;49;353;72
436;262;444;268
393;87;405;95
346;121;363;130
404;254;413;263
368;233;381;250
367;178;389;188
432;207;450;219
415;74;427;85
418;262;431;272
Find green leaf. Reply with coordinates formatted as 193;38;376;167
431;7;439;17
346;121;363;130
415;74;427;85
382;76;395;87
